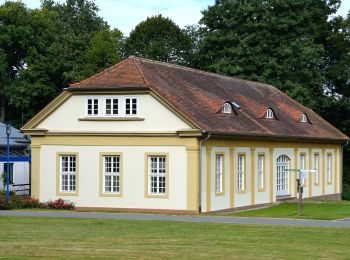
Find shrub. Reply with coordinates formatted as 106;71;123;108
342;184;350;200
0;194;40;210
42;198;75;210
0;194;74;210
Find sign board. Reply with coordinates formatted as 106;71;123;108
300;170;309;180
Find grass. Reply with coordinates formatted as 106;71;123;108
0;217;349;259
219;201;350;220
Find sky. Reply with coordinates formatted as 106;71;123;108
1;0;350;36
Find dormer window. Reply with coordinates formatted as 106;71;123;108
300;113;308;123
222;103;232;114
266;108;274;119
87;98;99;116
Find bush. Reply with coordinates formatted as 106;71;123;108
0;194;40;210
42;198;75;210
0;193;75;210
342;184;350;200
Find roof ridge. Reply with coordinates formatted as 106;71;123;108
132;56;151;86
136;56;277;90
70;58;132;87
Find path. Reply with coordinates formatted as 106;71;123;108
0;210;350;228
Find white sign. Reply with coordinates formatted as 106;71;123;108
300;170;308;179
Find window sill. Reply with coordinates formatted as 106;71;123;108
215;191;225;196
79;117;145;121
145;193;169;199
99;192;122;197
56;192;79;196
257;188;265;192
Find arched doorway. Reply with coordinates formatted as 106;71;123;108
276;155;291;196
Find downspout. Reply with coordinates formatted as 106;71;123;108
342;140;349;199
199;131;211;213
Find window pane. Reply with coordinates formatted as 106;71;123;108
60;155;77;192
125;98;137;115
149;156;166;194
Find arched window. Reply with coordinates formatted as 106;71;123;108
300;113;308;123
276;155;291;196
266;108;274;119
222;103;232;114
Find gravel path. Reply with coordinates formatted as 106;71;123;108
0;210;350;228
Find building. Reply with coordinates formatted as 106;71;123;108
22;57;349;213
0;123;31;194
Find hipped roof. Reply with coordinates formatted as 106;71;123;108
70;56;349;142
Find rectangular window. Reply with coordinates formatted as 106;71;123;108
300;153;306;185
105;98;119;116
238;154;245;192
103;156;120;193
257;154;265;190
3;163;13;184
327;153;332;183
60;155;76;192
87;98;99;115
125;98;137;115
148;156;167;195
314;153;319;185
215;154;223;193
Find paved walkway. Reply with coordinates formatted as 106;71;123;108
0;210;350;228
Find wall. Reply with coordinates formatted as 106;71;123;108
39;144;188;210
0;162;30;189
202;139;342;212
36;93;191;132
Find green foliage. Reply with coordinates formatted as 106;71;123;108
197;0;341;109
77;28;124;80
0;0;122;127
125;15;192;64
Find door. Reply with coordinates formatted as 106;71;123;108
276;155;290;196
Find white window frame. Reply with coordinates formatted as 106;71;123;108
327;153;332;183
257;154;265;190
148;156;167;195
60;155;77;192
86;97;100;116
238;154;245;192
215;154;223;193
103;155;120;193
104;97;120;116
222;103;232;114
124;97;138;116
266;108;274;119
300;113;308;123
313;153;319;185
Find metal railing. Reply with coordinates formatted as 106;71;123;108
12;184;31;196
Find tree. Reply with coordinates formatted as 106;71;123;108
77;28;124;81
198;0;341;109
125;15;192;64
0;0;113;126
0;1;34;121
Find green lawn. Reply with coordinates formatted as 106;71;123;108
0;217;349;259
219;202;350;220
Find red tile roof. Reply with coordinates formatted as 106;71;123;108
71;56;349;142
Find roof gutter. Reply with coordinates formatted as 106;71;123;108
199;131;211;213
342;140;349;199
208;131;348;144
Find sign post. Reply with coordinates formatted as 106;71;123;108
5;122;11;205
286;169;316;216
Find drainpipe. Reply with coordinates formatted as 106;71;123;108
199;131;211;213
342;140;349;199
